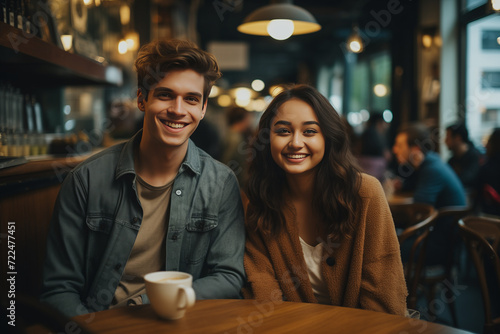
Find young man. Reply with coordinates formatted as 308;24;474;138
444;122;481;189
392;123;466;266
40;39;246;317
392;123;466;209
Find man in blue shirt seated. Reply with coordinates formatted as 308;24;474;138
392;123;466;265
40;39;246;317
392;123;466;209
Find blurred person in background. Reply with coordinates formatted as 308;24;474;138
221;106;254;188
476;128;500;216
357;112;391;182
190;117;223;160
392;122;466;209
444;122;481;190
392;122;466;266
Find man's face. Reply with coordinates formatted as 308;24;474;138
444;129;458;151
138;69;206;152
393;132;411;165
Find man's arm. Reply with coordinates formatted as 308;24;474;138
40;171;90;317
413;164;442;205
192;173;246;299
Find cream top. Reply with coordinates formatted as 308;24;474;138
299;237;331;305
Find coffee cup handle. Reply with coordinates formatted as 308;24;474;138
177;286;196;310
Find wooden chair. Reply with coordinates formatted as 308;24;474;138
458;216;500;334
422;206;473;326
390;203;437;310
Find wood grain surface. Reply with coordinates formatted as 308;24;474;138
73;299;473;334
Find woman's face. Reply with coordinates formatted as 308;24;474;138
269;98;325;177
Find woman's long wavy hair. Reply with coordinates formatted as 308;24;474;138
246;84;362;240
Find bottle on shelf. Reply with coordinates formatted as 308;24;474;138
16;0;23;30
8;0;15;27
1;0;7;24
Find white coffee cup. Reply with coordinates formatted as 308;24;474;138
144;271;196;320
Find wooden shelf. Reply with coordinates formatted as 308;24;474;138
0;22;122;87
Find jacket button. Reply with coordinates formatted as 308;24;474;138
326;257;335;266
175;190;182;196
171;233;178;240
132;217;139;223
114;263;122;271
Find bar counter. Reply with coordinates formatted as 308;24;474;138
0;152;97;308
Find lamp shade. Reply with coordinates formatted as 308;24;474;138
237;3;321;36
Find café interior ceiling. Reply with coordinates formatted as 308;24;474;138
194;0;413;87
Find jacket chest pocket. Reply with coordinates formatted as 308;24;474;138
183;215;218;265
85;216;115;273
86;216;114;234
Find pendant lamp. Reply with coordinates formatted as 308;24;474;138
237;0;321;40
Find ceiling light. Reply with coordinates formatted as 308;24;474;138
118;40;128;54
373;84;388;97
125;31;139;51
237;1;321;39
267;19;294;40
346;26;364;53
209;86;221;98
251;79;265;92
217;95;232;107
120;5;130;26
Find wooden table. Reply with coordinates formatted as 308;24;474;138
387;192;415;205
73;299;472;334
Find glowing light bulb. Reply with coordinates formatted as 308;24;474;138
118;40;128;54
267;20;294;40
383;110;393;123
349;40;361;53
209;86;220;98
61;35;73;51
217;95;232;107
373;84;388;97
422;34;432;48
251;79;265;92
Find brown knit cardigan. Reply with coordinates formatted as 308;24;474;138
243;173;408;316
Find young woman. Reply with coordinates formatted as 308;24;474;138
243;85;407;315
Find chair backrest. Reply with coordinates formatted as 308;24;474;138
434;206;473;267
458;216;500;333
390;202;436;232
390;203;438;309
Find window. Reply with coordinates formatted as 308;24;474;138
465;14;500;147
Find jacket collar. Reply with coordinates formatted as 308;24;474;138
115;130;201;179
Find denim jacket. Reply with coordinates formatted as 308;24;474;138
40;131;246;317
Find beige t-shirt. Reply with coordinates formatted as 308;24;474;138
299;237;331;305
111;175;173;308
